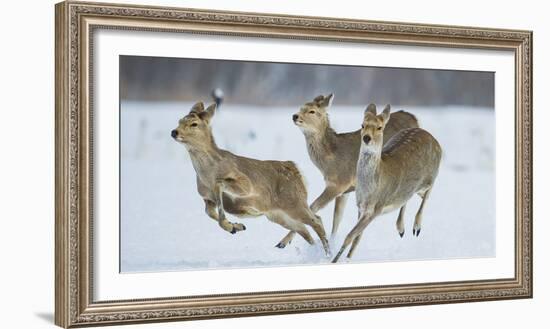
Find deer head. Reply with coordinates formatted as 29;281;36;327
360;103;390;151
292;94;334;134
171;101;217;148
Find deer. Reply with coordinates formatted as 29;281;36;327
291;94;419;245
171;102;330;255
332;104;442;263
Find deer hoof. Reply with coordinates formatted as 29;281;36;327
275;242;285;249
416;228;421;237
230;224;246;234
399;232;404;238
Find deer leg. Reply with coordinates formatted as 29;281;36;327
332;211;375;263
204;199;219;221
396;204;407;238
311;214;330;256
268;212;313;247
346;232;363;259
347;209;372;258
214;181;246;234
413;188;432;237
292;226;314;246
310;185;341;213
331;193;348;237
275;231;297;249
288;207;330;256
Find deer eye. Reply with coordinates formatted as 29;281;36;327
377;126;382;130
309;110;316;114
190;122;198;127
361;124;365;129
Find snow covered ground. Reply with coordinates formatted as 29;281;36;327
120;101;495;273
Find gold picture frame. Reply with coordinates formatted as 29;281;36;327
55;1;533;327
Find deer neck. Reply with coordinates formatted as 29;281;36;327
357;142;383;189
185;133;222;171
304;124;336;167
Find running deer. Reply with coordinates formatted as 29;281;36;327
171;102;330;254
332;104;442;263
292;94;419;240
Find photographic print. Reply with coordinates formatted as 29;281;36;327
55;3;532;326
119;56;495;272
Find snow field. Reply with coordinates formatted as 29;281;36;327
120;102;495;272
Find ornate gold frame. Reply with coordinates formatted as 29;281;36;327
55;1;533;327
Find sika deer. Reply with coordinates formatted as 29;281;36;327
332;104;442;263
292;94;418;242
171;102;330;254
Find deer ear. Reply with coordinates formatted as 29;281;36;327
190;101;205;113
365;103;377;116
379;104;391;123
313;95;325;103
199;103;217;123
318;93;334;108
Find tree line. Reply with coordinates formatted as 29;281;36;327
120;55;494;108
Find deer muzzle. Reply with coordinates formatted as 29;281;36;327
363;135;372;144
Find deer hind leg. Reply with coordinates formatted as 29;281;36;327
333;211;375;263
396;204;407;238
287;207;330;256
275;231;297;249
331;194;349;237
268;211;313;247
413;188;432;237
214;182;246;234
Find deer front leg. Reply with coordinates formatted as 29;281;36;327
346;210;364;259
214;180;247;234
331;193;348;237
310;185;342;214
205;198;248;234
346;232;363;259
332;210;376;263
204;199;219;221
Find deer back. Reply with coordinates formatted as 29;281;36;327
376;128;442;207
383;110;420;144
